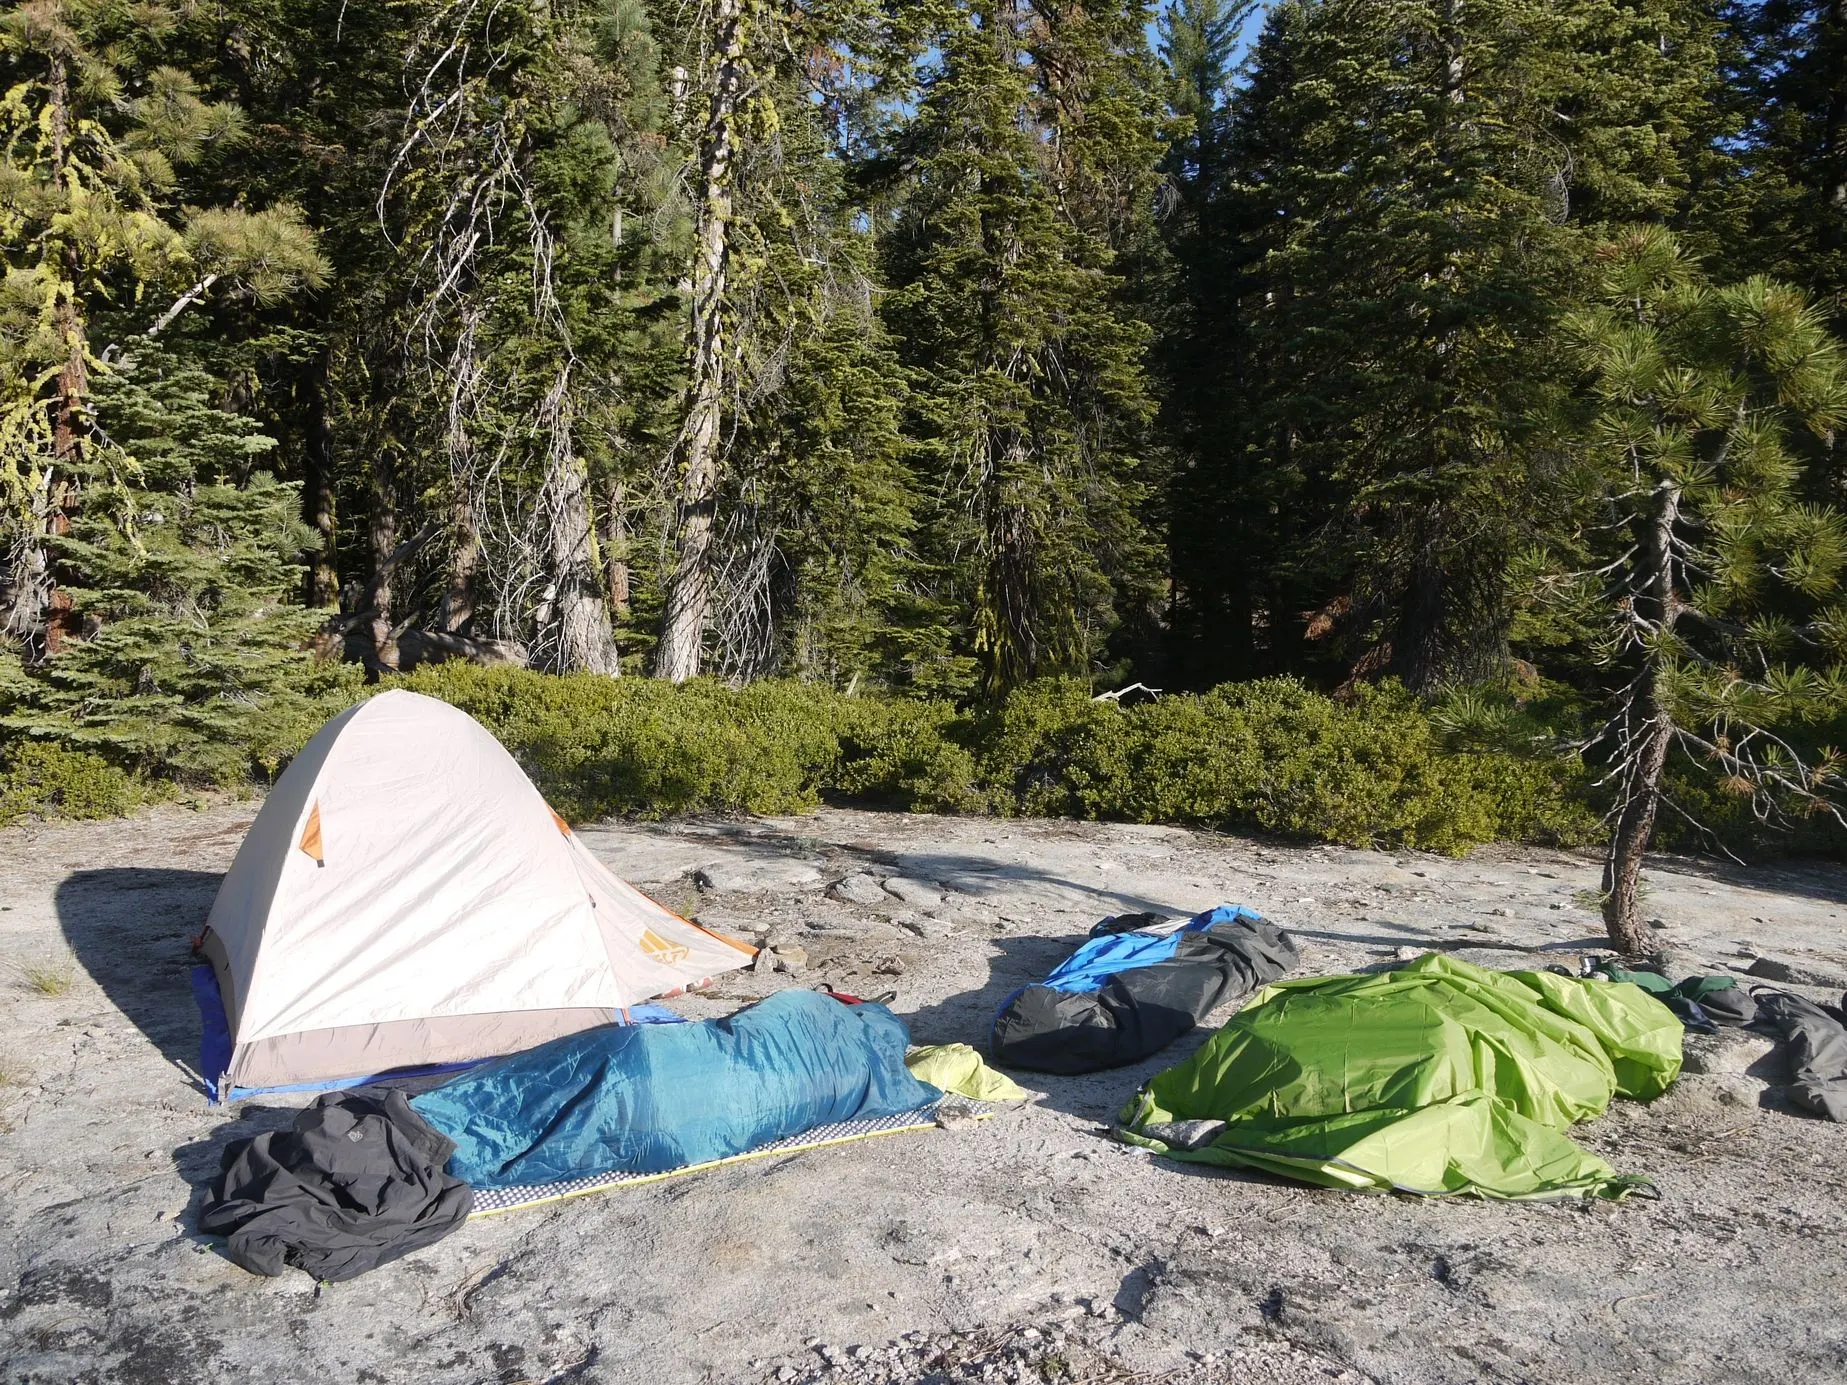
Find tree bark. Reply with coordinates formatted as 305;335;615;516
437;492;480;634
47;52;86;470
1440;0;1465;105
23;49;88;658
601;476;632;617
2;474;58;653
973;6;1039;691
1602;479;1682;959
655;0;746;683
365;450;400;675
540;447;622;676
302;347;339;608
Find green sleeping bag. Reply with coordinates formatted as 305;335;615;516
1118;952;1682;1200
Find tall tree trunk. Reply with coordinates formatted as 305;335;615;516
541;448;622;676
655;0;746;683
28;50;86;658
47;53;86;470
2;474;57;652
981;434;1039;688
601;477;631;617
437;491;480;634
302;347;339;607
1224;567;1256;681
972;14;1036;693
1440;0;1465;104
365;450;400;675
1602;479;1681;959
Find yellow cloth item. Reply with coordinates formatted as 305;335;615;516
905;1044;1031;1102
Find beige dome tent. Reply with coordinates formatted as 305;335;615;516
198;689;754;1095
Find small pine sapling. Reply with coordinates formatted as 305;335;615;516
1557;229;1847;958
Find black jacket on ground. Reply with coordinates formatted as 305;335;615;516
201;1088;473;1282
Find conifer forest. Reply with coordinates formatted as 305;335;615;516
4;0;1847;944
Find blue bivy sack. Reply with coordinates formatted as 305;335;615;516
411;989;941;1188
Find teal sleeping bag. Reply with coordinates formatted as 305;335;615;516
410;990;942;1188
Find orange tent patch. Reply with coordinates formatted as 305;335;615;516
639;929;691;966
298;803;324;865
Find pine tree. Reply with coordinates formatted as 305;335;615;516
1155;0;1263;686
0;0;335;779
1;344;360;779
1173;0;1737;692
146;0;420;614
1720;0;1847;519
1553;228;1847;955
1157;0;1251;194
0;0;321;654
707;50;917;687
652;0;762;681
881;0;1164;695
1220;0;1591;690
1734;1;1846;323
346;0;642;675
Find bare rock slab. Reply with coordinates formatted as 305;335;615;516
1681;1027;1782;1079
882;876;944;908
695;858;824;894
899;915;955;941
11;800;1847;1385
572;832;716;885
831;873;891;908
1745;953;1847;991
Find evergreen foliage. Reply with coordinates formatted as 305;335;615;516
398;661;1592;850
1167;0;1734;693
1723;0;1847;324
882;0;1165;695
0;0;1844;886
1;345;363;780
0;0;322;647
0;738;140;825
1539;228;1847;950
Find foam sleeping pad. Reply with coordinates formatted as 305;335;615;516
990;905;1299;1074
411;989;942;1188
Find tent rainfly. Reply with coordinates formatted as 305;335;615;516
197;689;754;1096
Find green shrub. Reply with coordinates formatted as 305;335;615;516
832;696;987;813
0;742;143;826
961;678;1596;852
1;656;1613;854
401;666;1595;852
398;666;854;820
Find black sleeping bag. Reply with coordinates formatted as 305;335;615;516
990;905;1298;1074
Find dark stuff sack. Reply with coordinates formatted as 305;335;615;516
992;906;1298;1075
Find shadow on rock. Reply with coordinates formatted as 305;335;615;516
1112;1258;1166;1321
685;812;1205;918
902;931;1081;1049
1647;851;1847;908
57;867;223;1089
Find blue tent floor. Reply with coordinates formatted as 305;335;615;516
470;1101;983;1217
